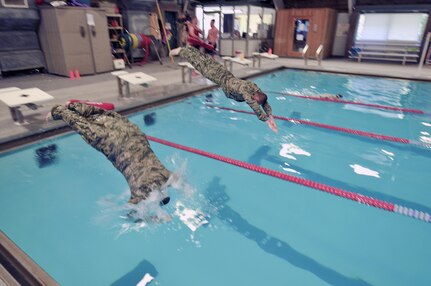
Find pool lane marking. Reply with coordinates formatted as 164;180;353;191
147;135;431;224
205;105;431;149
265;91;426;115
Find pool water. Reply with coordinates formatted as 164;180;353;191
1;69;431;285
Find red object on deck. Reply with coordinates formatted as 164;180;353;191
139;34;151;65
68;100;115;110
187;36;214;51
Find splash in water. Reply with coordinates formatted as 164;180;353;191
95;156;200;236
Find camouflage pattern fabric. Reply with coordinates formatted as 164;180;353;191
51;103;171;204
179;46;272;121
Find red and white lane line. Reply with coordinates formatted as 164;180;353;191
205;105;431;149
147;135;431;224
266;91;427;115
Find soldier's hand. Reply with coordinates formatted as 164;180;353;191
266;116;278;133
256;110;269;121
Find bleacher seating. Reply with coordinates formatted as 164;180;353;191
349;41;420;65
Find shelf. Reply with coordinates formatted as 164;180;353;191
106;14;122;18
110;39;119;42
108;27;123;30
113;49;126;54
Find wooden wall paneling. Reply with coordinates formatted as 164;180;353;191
274;9;289;56
319;9;329;58
327;9;338;58
320;8;337;58
275;8;338;58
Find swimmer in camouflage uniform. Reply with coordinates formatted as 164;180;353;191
170;46;278;132
50;102;171;206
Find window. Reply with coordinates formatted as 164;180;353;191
221;6;234;38
356;13;428;43
1;0;28;8
248;6;262;38
203;6;220;40
234;6;248;38
262;8;275;39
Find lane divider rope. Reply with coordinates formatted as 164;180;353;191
265;90;427;115
147;135;431;224
206;105;431;149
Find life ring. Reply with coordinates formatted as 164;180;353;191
130;33;140;49
67;100;115;110
118;33;132;50
187;36;214;51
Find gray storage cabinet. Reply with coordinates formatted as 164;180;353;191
39;7;112;76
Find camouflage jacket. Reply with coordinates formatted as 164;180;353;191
51;103;171;204
180;46;272;121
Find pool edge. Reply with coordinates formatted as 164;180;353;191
0;67;284;153
0;231;59;286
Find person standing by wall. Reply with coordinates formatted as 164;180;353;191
187;16;203;49
206;19;218;56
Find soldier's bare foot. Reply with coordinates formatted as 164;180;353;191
169;47;182;57
45;112;52;122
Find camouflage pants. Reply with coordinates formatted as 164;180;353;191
51;103;171;204
179;47;272;121
179;46;255;101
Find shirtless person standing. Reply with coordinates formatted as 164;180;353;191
206;19;218;56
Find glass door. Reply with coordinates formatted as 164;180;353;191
293;18;309;52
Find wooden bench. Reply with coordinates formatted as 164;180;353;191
111;71;157;98
349;43;420;65
0;87;54;125
252;52;279;68
222;56;252;72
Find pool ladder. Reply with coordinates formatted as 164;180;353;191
301;44;324;66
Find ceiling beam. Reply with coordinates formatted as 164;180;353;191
273;0;285;10
348;0;355;13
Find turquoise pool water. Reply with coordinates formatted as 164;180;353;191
1;69;431;285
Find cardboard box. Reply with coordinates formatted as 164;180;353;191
113;59;125;69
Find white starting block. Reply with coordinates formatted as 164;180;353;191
252;52;279;68
178;62;197;83
222;56;252;72
0;87;54;125
111;71;157;98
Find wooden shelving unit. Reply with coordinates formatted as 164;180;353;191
106;13;130;67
